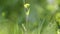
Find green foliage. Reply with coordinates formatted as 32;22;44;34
0;0;60;34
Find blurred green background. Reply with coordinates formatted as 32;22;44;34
0;0;60;34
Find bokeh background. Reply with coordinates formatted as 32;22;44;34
0;0;60;34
